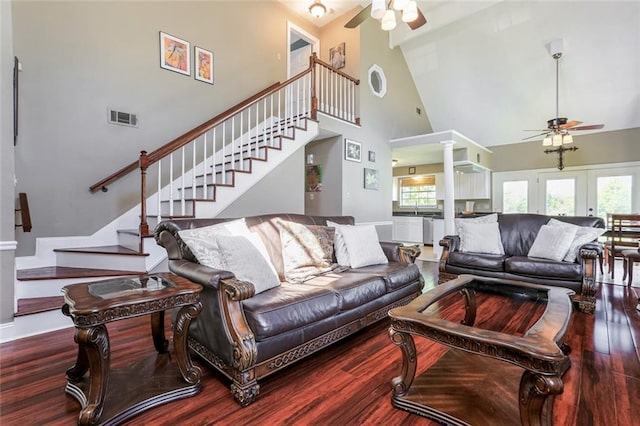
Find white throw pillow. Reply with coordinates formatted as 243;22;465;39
458;222;505;255
178;219;251;267
215;234;280;294
454;213;498;236
547;218;606;262
528;224;577;262
337;224;388;268
326;220;351;266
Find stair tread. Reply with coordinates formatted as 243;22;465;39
15;296;65;316
53;245;149;256
17;266;144;281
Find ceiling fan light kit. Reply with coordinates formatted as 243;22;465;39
349;0;426;32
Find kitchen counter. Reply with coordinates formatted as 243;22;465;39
393;212;498;219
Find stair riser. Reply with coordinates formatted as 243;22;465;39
56;252;148;272
1;309;72;343
118;232;141;252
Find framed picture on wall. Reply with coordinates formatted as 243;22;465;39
364;168;379;190
194;46;213;84
330;42;346;69
345;139;361;162
159;31;190;76
368;150;376;162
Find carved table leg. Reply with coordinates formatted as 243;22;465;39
460;288;477;326
173;302;203;385
519;371;564;426
75;325;110;426
151;311;169;353
389;325;417;397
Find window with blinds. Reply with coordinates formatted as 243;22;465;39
399;175;437;208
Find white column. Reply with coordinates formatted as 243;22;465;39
441;140;456;236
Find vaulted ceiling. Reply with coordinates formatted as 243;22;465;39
281;1;640;154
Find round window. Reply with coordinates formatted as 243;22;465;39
368;64;387;98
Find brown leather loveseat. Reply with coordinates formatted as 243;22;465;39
439;213;604;314
155;214;423;406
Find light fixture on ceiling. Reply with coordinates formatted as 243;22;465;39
309;0;327;19
392;159;398;167
370;0;418;31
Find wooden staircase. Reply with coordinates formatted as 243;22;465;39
7;54;359;342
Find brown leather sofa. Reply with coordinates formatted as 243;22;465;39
439;213;604;314
155;214;423;406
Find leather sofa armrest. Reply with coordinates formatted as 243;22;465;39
168;259;236;291
379;241;420;264
578;242;603;259
439;235;460;273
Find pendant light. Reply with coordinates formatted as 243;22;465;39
371;0;386;19
381;9;397;31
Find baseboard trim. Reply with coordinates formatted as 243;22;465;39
0;240;17;251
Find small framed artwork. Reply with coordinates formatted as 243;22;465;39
306;165;323;192
364;168;379;190
408;167;416;175
368;150;376;162
194;46;213;84
330;42;346;69
345;139;362;162
160;31;190;76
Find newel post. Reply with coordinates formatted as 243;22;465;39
310;53;318;120
139;150;149;237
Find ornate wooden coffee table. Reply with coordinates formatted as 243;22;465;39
62;273;202;426
389;275;574;426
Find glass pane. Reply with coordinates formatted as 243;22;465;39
596;175;632;219
546;179;575;216
503;181;528;213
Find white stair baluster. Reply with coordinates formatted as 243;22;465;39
192;137;197;200
169;154;174;217
203;132;208;199
156;160;162;225
180;146;186;215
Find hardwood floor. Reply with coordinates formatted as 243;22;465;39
1;261;639;425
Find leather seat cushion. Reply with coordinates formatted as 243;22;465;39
505;256;582;280
242;283;340;341
300;272;386;311
347;262;422;291
448;252;506;272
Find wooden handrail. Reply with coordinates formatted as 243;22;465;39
311;53;360;85
89;82;281;193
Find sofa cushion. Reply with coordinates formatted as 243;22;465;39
547;218;606;262
348;262;422;291
177;218;253;266
528;224;577;262
326;220;351;266
300;272;386;310
459;222;505;255
505;256;583;280
278;220;338;283
242;283;340;340
337;224;388;268
455;213;498;236
448;251;506;272
215;234;280;294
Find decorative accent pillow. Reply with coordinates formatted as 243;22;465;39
454;213;498;236
177;219;252;267
214;234;280;294
547;218;606;262
459;222;505;255
337;224;388;268
326;220;351;266
278;220;338;283
528;224;577;262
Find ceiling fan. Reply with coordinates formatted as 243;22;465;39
522;42;604;145
345;0;427;31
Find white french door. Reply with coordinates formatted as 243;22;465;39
587;166;640;219
538;171;588;216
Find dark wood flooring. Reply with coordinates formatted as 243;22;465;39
1;261;639;425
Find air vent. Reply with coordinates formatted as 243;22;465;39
108;109;138;127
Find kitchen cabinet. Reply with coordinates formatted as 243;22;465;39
392;216;423;244
432;219;445;257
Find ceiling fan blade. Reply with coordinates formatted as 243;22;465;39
521;132;550;141
571;124;605;131
407;8;427;30
523;129;550;132
560;120;583;129
345;4;372;29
